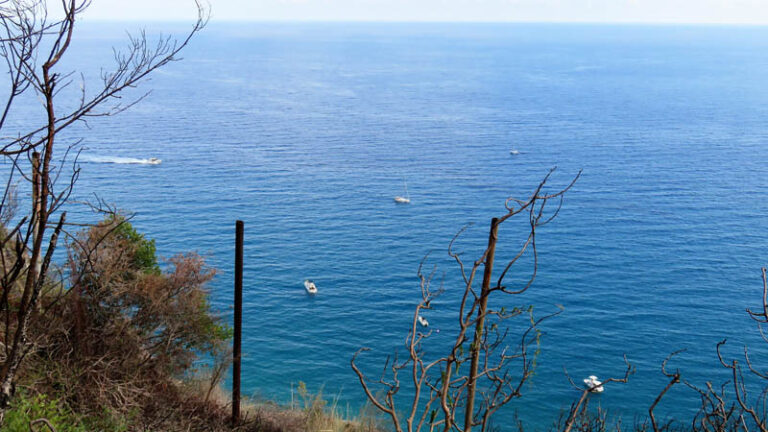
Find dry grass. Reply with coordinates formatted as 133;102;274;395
186;377;381;432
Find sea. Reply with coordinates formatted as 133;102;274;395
10;21;768;430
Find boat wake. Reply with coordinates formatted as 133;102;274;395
80;156;161;165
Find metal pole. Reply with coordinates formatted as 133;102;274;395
232;220;243;424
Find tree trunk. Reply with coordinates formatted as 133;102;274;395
464;217;499;432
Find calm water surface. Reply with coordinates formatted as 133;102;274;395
23;22;768;429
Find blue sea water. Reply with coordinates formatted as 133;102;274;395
15;22;768;429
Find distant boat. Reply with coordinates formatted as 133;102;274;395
304;279;318;294
417;315;429;327
583;375;604;393
510;149;520;155
394;178;411;204
80;156;162;165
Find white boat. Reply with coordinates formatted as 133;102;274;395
394;178;411;204
583;375;604;393
510;149;520;155
417;315;429;327
147;157;162;165
304;279;317;294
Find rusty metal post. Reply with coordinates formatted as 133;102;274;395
232;220;244;424
464;217;499;432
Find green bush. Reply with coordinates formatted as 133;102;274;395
3;393;85;432
107;215;159;273
13;215;232;430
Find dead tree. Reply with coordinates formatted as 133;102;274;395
556;268;768;432
703;267;768;432
352;169;581;432
0;0;207;423
656;269;768;432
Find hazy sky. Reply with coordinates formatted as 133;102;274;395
81;0;768;24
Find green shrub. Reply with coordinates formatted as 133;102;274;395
3;393;85;432
19;215;231;429
106;215;160;273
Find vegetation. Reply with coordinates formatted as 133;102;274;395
2;215;380;432
4;393;88;432
106;215;161;273
0;216;225;430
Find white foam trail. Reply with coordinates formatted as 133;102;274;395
80;156;161;165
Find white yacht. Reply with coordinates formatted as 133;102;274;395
583;375;604;393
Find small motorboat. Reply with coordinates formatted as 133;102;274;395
417;315;429;327
304;279;318;294
509;149;520;155
147;157;162;165
583;375;604;393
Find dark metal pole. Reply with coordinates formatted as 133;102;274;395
232;220;244;424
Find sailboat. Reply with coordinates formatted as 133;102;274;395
394;178;411;204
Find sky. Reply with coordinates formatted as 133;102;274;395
80;0;768;24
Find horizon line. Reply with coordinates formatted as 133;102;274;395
79;18;768;27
